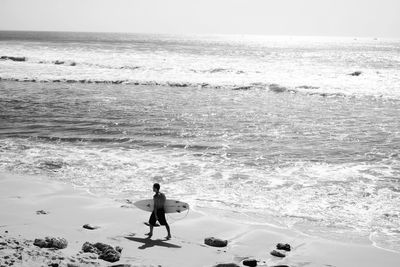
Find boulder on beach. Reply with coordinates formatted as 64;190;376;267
99;249;120;262
270;250;286;258
81;242;121;262
213;263;240;267
82;224;100;230
82;242;100;254
242;259;258;266
33;237;68;249
204;237;228;247
276;243;291;251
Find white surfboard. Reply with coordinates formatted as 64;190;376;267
134;199;189;213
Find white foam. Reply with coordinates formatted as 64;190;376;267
1;35;400;98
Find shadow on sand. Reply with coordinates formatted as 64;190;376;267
125;235;182;250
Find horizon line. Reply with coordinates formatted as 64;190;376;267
0;29;398;40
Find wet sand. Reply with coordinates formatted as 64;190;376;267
0;172;399;267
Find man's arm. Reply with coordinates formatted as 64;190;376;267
153;196;158;220
160;193;166;208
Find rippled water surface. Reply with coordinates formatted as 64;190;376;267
1;32;400;252
1;31;400;98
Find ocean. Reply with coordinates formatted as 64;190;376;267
0;31;399;252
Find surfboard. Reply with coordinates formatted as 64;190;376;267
134;199;189;214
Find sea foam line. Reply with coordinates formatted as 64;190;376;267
0;76;354;99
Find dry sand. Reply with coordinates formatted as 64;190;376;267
0;172;399;267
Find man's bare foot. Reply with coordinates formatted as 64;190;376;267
145;233;152;238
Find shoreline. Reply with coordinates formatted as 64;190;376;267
1;172;399;266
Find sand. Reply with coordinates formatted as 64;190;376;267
0;172;399;267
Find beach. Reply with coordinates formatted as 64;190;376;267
1;172;399;267
1;31;400;266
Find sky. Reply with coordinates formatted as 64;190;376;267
0;0;399;37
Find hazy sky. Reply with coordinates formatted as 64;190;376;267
1;0;399;37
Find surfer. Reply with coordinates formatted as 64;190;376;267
146;183;171;239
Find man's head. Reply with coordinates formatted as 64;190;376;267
153;183;160;193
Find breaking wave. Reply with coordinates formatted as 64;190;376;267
4;135;224;152
0;76;358;99
1;55;142;70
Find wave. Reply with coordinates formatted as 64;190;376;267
0;54;384;100
4;135;224;152
0;76;214;87
1;55;142;70
0;56;26;62
296;85;320;90
0;75;283;91
38;59;77;66
2;54;248;77
0;76;357;99
38;159;66;171
1;55;244;75
190;68;245;74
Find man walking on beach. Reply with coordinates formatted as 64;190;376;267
146;183;171;239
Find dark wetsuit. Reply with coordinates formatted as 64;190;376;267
149;192;167;226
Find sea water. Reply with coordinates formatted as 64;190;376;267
0;31;399;252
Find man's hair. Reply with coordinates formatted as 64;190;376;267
153;183;160;191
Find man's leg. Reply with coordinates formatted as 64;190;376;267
146;212;156;237
157;209;170;239
165;223;171;239
146;225;153;238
